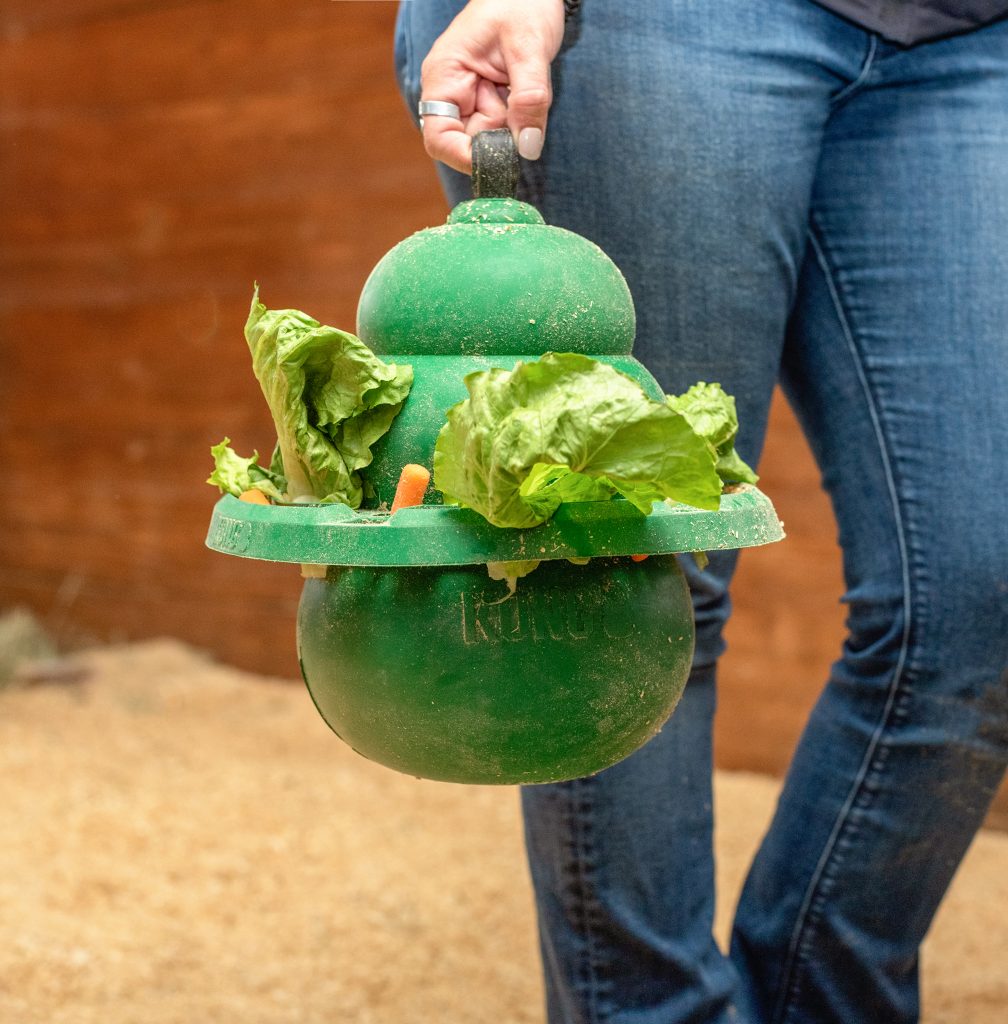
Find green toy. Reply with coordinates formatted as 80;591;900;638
207;130;783;784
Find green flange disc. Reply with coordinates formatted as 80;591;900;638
206;484;783;567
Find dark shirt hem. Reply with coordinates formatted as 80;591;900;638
809;0;1008;46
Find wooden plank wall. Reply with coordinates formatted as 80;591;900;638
2;1;1003;826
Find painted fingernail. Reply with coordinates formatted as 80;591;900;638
518;127;544;160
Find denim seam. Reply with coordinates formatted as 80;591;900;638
564;777;611;1023
402;0;416;95
396;0;420;128
829;34;878;108
771;223;916;1024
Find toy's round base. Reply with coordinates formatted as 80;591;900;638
298;555;694;784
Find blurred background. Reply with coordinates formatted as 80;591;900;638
2;0;1004;824
1;4;1005;1021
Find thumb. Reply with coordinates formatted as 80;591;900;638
503;50;553;160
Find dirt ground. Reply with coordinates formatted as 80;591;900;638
1;640;1004;1024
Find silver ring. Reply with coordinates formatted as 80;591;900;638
418;99;461;130
418;99;461;119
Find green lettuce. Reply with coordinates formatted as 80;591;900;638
665;382;758;485
486;559;542;597
233;286;412;505
207;437;286;501
433;353;723;529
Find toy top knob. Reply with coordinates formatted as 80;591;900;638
356;133;636;357
471;128;520;199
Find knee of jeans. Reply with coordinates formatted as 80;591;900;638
838;584;907;680
928;545;1008;755
843;548;1008;759
911;539;1008;672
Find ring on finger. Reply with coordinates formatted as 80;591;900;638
418;99;461;130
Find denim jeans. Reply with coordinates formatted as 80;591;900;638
394;2;1008;1021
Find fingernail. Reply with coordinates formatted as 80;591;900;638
518;127;544;160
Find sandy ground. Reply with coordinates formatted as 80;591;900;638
0;640;1004;1024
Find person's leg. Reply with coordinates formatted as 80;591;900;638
511;11;824;1010
730;23;1008;1023
397;3;878;1021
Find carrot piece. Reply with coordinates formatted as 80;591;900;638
390;464;431;513
630;554;649;563
239;488;271;505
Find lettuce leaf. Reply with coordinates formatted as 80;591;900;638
486;559;542;596
243;287;413;505
433;353;722;528
207;437;286;501
665;382;758;485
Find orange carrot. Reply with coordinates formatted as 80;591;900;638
239;488;271;505
630;554;649;563
390;464;431;512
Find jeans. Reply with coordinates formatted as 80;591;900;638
394;2;1008;1021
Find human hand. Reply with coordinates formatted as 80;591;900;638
419;0;567;173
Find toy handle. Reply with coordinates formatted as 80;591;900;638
471;129;520;199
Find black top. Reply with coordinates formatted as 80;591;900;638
812;0;1008;43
